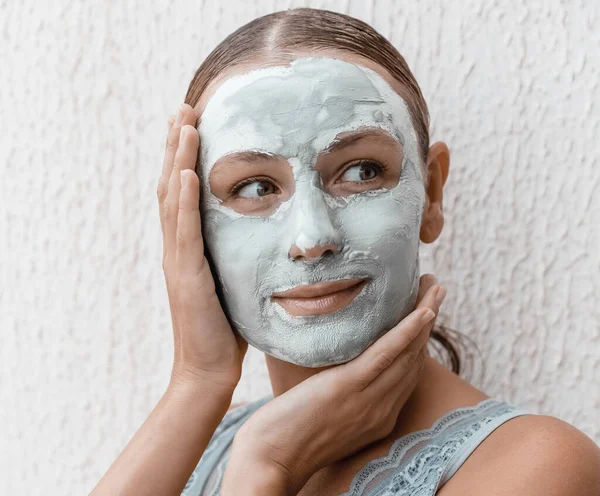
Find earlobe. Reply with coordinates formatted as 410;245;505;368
420;202;444;243
420;142;450;244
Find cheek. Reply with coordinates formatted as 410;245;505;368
203;211;281;281
335;186;423;267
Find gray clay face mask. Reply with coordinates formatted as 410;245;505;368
197;57;425;367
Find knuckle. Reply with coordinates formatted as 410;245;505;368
365;411;391;440
405;349;421;368
163;201;173;219
372;351;395;374
165;136;178;153
416;348;426;368
381;416;396;437
414;351;427;375
352;375;372;392
156;179;167;202
176;230;187;247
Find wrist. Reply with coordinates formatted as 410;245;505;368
167;372;234;411
224;427;314;495
222;451;294;495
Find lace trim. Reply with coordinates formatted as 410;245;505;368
184;397;524;496
340;398;519;496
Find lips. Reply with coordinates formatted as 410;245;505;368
271;278;368;317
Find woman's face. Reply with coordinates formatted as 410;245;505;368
195;55;426;367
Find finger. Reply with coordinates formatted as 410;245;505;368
176;169;204;274
159;105;190;210
389;346;427;412
164;124;200;260
160;104;198;193
159;104;199;256
369;324;431;397
416;273;437;306
345;298;437;390
367;284;448;395
415;283;447;325
159;115;176;238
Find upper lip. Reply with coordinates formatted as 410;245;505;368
271;278;367;299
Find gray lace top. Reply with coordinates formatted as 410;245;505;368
182;396;531;495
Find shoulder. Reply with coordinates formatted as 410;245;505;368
438;414;600;495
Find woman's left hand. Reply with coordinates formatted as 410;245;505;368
221;275;446;494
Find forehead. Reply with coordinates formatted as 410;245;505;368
195;51;409;114
214;59;385;136
198;57;419;170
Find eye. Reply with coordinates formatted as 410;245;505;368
339;160;382;182
235;179;279;198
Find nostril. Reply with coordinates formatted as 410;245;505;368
288;243;341;261
322;249;336;258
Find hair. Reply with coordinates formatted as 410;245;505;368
184;7;480;380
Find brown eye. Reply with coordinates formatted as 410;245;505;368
236;180;278;198
340;161;382;182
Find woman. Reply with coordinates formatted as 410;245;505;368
92;8;600;496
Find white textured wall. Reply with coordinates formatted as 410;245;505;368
1;1;598;494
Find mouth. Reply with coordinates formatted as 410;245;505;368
271;278;368;317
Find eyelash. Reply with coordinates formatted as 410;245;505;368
230;176;279;197
337;159;387;182
229;159;387;197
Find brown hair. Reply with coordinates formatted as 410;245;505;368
184;7;479;379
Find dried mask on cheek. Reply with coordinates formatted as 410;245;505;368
197;57;425;367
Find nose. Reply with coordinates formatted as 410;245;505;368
289;242;340;261
286;177;343;262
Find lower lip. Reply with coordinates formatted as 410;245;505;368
272;280;368;317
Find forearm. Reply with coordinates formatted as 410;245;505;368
90;380;232;496
221;456;293;496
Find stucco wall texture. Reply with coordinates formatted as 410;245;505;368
1;1;598;494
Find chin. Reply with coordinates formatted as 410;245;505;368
246;308;390;368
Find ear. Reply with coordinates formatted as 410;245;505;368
420;141;450;243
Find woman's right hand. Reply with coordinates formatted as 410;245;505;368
158;103;248;398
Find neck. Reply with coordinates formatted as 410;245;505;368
265;355;332;397
264;352;487;444
264;352;441;410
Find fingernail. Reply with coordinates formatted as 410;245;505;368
420;308;435;326
435;285;447;307
180;125;187;142
174;104;185;126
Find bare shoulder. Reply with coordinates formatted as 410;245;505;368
438;414;600;495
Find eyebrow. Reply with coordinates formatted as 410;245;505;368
212;150;280;169
213;130;401;167
322;130;400;154
226;150;278;163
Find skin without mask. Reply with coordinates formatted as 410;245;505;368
197;57;426;367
